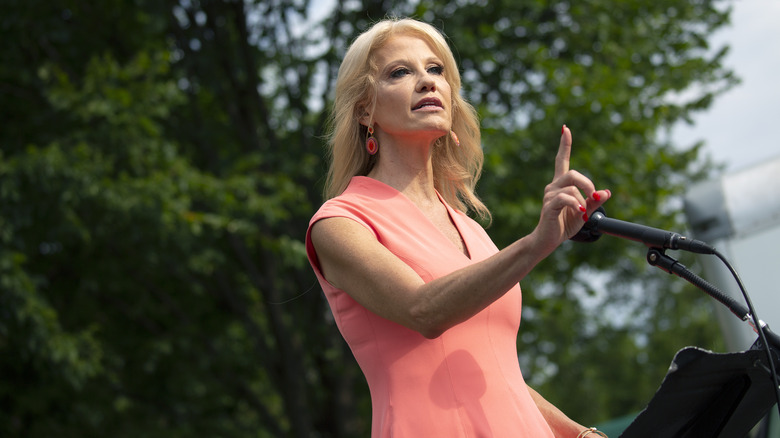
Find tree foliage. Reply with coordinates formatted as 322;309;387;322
1;0;734;436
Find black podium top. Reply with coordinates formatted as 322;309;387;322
620;346;778;438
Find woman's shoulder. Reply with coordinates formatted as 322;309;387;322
315;177;399;212
310;177;401;226
341;176;399;198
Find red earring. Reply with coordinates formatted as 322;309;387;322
366;125;378;155
450;130;460;147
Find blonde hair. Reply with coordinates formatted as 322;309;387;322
324;18;490;220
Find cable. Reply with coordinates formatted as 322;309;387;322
714;249;780;420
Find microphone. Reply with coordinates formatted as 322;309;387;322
571;207;716;254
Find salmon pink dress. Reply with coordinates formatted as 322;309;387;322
306;176;554;438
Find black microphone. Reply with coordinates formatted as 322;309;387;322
571;207;716;254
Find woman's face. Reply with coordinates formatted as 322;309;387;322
367;34;452;144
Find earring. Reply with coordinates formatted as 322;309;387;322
366;125;379;155
450;130;460;147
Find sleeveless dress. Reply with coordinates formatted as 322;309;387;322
306;176;554;438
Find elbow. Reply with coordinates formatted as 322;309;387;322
408;305;448;339
410;320;445;339
419;325;445;339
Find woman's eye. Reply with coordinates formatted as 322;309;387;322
428;65;444;75
390;68;410;78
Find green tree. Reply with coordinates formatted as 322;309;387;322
2;1;344;436
0;0;734;436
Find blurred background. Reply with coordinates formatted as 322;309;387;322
670;0;780;173
1;0;761;436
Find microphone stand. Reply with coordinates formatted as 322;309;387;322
616;247;780;438
573;207;780;436
647;247;780;350
645;247;780;358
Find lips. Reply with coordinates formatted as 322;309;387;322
412;97;443;111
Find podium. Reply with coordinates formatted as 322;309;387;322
620;343;779;438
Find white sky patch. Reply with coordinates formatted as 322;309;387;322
671;1;780;173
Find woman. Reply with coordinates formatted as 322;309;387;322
306;17;610;437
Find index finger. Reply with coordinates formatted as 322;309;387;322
554;124;572;179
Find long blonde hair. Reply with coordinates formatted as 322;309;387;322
324;18;489;220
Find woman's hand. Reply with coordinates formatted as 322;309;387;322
533;125;610;254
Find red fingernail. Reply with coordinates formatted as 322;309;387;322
561;125;565;134
578;205;586;213
592;192;601;201
582;213;589;222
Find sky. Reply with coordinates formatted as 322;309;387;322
671;0;780;174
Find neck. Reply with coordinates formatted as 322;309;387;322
367;136;439;205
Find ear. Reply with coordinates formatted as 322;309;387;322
358;110;371;128
357;97;376;127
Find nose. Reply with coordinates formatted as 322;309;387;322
417;73;436;93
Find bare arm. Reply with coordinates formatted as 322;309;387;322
312;216;565;338
310;126;610;338
527;385;590;437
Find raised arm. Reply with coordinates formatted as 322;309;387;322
310;125;610;338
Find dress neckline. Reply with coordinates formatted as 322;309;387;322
350;176;472;260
